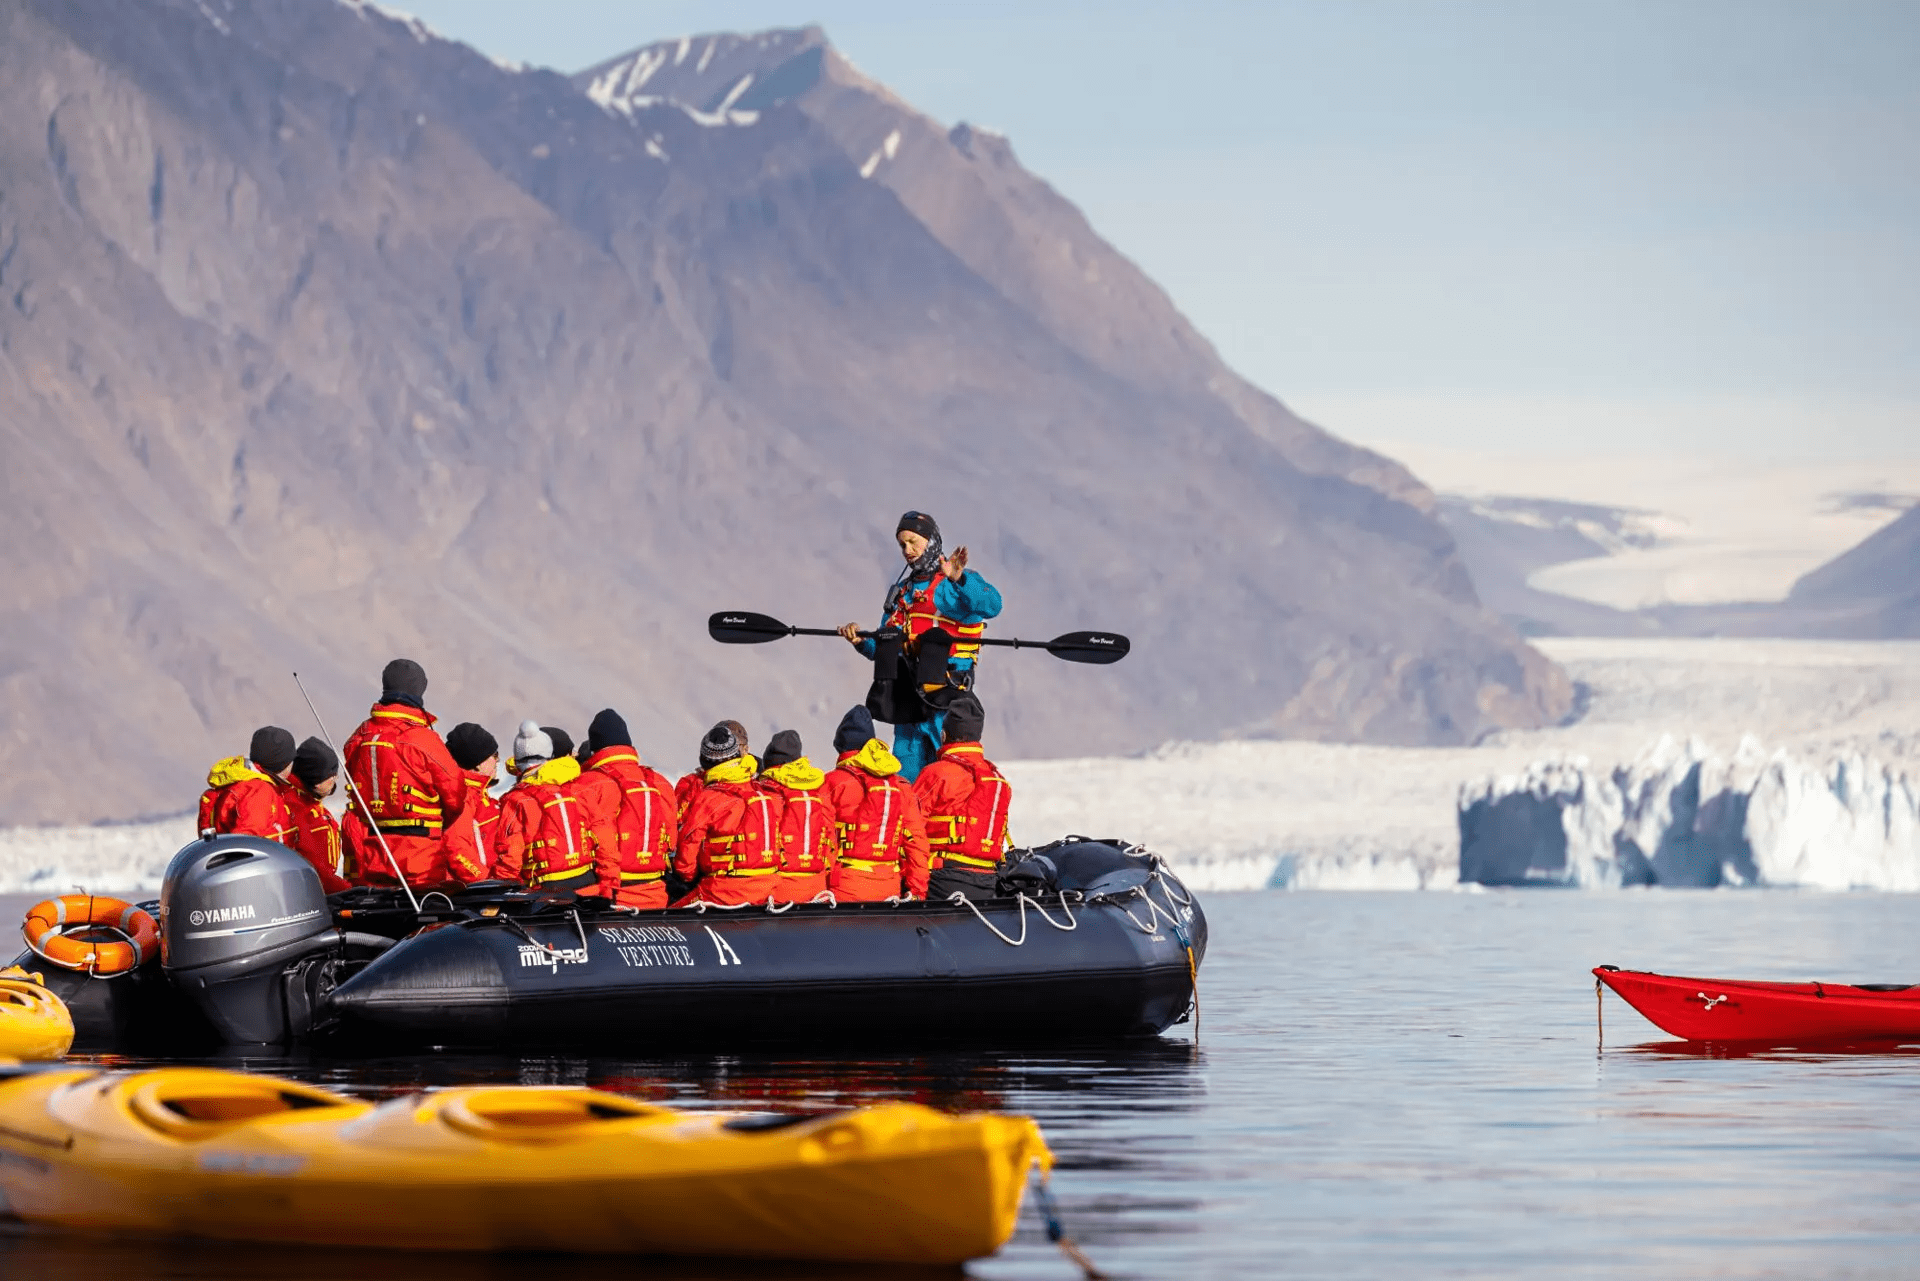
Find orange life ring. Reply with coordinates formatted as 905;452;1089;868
22;895;159;975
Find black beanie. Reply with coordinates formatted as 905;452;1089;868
833;706;875;754
700;721;744;766
249;726;297;775
585;708;632;755
445;722;498;771
542;726;574;760
760;730;803;770
380;658;428;705
896;510;939;541
942;693;986;745
291;737;338;790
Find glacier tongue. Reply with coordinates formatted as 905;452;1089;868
1459;736;1920;889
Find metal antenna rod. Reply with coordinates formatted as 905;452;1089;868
294;672;421;914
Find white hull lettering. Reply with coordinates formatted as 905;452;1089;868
596;924;690;945
517;945;589;970
614;943;696;968
704;925;741;966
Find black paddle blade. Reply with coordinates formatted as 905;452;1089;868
708;611;792;644
1045;631;1130;664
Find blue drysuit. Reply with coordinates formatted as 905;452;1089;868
857;570;1003;780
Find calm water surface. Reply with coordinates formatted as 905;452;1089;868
7;889;1920;1278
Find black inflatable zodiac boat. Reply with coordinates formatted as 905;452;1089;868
18;835;1205;1053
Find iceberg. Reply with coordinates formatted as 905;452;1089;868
1458;736;1920;889
0;816;193;895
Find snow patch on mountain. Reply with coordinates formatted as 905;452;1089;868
337;0;436;45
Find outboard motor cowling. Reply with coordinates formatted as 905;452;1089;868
161;836;335;1044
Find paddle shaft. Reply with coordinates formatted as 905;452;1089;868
790;626;1093;651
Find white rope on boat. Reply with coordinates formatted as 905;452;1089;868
946;890;1079;947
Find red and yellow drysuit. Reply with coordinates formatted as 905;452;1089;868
758;757;836;904
911;741;1012;893
440;768;502;884
276;777;352;894
820;740;929;901
492;756;615;893
674;756;786;907
198;757;293;844
340;702;466;889
574;746;678;908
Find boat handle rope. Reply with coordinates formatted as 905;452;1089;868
495;911;590;962
1031;1167;1107;1279
1108;873;1191;938
945;890;1079;947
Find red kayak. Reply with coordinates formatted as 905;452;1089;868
1596;965;1920;1044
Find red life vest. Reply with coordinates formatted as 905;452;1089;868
344;707;450;833
839;771;914;872
699;785;785;879
887;576;986;664
924;745;1012;871
517;779;594;883
764;782;835;876
589;752;676;887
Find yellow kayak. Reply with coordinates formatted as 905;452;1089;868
0;967;75;1060
0;1066;1050;1264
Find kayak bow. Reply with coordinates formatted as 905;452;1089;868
1596;965;1920;1044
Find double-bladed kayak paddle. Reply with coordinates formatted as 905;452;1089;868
708;610;1129;665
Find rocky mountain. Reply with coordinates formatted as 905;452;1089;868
0;0;1570;826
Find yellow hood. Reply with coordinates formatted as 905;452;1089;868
705;754;760;785
846;740;902;777
521;756;581;787
206;756;271;789
763;758;825;790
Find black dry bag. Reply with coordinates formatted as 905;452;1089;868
864;630;926;726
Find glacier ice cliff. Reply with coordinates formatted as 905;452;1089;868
1459;736;1920;888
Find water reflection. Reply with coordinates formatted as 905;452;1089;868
0;1226;962;1281
1615;1037;1920;1060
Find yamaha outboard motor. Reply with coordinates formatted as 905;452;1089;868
161;836;363;1044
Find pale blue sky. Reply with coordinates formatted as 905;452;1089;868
395;1;1920;459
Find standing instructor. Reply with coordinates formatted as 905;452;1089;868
837;511;1002;781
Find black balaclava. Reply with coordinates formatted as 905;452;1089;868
833;706;875;754
760;730;803;771
445;722;499;771
585;708;632;756
542;726;574;760
942;693;986;745
894;510;944;580
250;726;297;775
291;737;338;790
380;658;428;708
